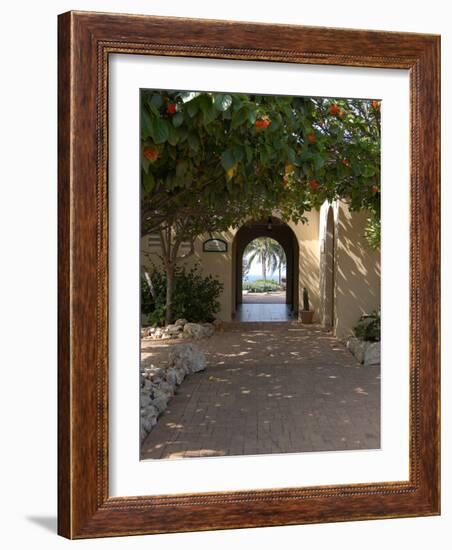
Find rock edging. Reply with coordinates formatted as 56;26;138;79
141;318;218;341
346;336;380;366
140;343;206;442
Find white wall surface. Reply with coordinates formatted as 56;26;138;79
0;0;450;548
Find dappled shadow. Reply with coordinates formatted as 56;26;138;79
141;323;380;460
334;205;380;337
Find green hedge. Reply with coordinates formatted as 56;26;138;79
243;279;282;293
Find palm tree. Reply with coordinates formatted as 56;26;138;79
244;238;285;282
242;255;251;281
267;241;287;284
244;238;270;281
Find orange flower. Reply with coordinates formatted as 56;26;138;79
143;147;159;161
329;103;340;115
309;179;319;191
255;118;271;129
308;131;316;144
166;103;177;114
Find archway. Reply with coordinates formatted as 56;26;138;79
232;218;299;321
323;206;336;328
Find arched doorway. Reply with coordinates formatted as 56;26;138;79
323;206;335;328
232;218;299;321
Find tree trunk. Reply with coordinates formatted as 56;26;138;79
278;264;281;285
262;258;267;281
165;263;175;326
143;270;157;301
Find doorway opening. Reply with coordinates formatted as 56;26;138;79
242;237;287;305
232;218;299;322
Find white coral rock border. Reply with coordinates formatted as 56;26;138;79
346;336;380;367
141;318;217;341
140;343;207;442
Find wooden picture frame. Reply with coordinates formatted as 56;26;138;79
58;11;440;539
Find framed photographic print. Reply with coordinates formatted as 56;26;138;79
58;11;440;538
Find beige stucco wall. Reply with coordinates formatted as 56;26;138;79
288;211;320;322
141;203;379;331
141;228;237;322
333;202;381;339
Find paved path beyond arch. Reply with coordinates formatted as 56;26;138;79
141;323;380;460
235;303;293;322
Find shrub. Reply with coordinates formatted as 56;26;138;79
141;264;223;326
353;310;380;342
242;279;281;293
364;217;381;250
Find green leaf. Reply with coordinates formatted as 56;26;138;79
187;100;199;118
231;96;243;112
172;112;184;128
314;155;325;170
150;94;163;109
248;109;257;125
142;170;155;194
287;148;296;163
141;155;150;173
221;150;235;171
299;150;313;162
352;164;362;176
168;124;179;146
177;126;188;143
245;145;254;162
232;107;249;129
199;95;217;124
214;94;233;112
176;161;188;178
232;145;244;163
272;139;284;151
259;148;269;164
141;110;153;139
362;165;376;177
151;117;170;144
188;132;200;152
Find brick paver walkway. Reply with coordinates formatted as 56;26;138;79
141;323;380;460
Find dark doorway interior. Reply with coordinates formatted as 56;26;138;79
324;207;335;328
